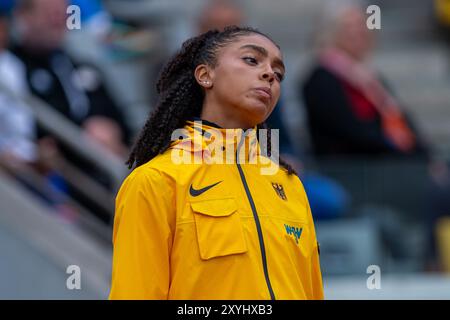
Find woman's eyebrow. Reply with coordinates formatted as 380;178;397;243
239;44;285;71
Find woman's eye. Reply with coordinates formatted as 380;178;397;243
275;72;284;82
243;57;258;64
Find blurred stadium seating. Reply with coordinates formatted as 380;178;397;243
0;168;111;299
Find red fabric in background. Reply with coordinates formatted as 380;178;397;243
341;80;378;121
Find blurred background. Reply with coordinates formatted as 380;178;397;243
1;0;450;299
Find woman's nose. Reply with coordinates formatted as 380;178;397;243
261;70;275;83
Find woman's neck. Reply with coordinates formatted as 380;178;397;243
200;106;254;130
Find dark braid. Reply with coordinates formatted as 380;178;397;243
127;25;296;175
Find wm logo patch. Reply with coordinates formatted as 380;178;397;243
272;183;287;200
284;224;303;244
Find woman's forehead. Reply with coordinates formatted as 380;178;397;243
222;34;283;59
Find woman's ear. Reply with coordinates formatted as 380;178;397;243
194;64;213;89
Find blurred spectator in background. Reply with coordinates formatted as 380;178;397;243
197;0;244;34
11;0;130;157
0;1;36;165
302;3;428;157
301;1;450;269
0;3;78;223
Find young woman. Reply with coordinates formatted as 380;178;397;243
109;26;323;300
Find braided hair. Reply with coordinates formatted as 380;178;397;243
127;26;297;175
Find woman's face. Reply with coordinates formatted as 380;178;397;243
17;0;68;51
205;34;285;127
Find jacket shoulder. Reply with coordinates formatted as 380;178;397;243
127;148;187;183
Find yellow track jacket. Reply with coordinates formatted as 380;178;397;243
109;119;324;300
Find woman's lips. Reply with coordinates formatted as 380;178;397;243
253;87;272;101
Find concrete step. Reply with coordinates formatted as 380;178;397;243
397;86;450;111
324;273;450;299
373;46;450;84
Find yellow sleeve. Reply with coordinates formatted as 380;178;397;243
108;168;175;300
309;238;324;300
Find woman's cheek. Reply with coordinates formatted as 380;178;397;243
273;86;281;103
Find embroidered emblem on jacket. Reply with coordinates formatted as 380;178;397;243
284;224;303;244
272;183;287;200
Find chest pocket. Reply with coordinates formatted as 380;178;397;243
190;198;248;260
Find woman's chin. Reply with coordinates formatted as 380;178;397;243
244;101;271;124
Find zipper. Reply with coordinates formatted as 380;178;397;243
235;131;276;300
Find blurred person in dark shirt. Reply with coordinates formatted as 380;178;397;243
301;3;428;157
301;2;450;270
11;0;130;157
0;4;79;223
197;0;244;34
7;0;132;223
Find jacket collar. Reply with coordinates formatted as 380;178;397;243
169;118;261;164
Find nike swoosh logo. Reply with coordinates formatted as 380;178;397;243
189;181;223;197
